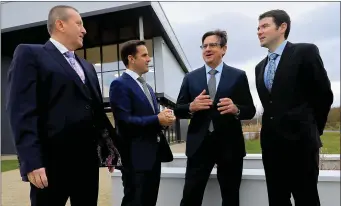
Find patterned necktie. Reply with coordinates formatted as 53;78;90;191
208;69;218;131
64;51;85;83
264;53;279;91
137;76;155;113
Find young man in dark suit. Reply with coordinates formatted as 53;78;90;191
6;5;121;206
175;30;256;206
109;40;175;206
255;9;333;206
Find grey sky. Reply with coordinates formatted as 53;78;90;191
161;2;340;110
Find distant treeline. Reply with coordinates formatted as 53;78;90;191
242;107;340;129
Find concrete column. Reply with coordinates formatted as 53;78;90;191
138;16;144;40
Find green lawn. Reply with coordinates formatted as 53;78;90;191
246;131;340;154
1;159;19;172
1;132;339;173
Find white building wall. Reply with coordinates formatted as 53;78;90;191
153;37;186;103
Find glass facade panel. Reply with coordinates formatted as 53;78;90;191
97;73;103;94
75;49;84;59
119;69;126;76
144;68;155;91
119;25;136;41
75;33;156;97
102;44;119;72
102;71;119;98
106;113;115;127
118;42;126;70
86;47;101;72
145;39;154;67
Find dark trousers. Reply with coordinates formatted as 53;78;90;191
262;147;320;206
180;131;244;206
30;132;100;206
121;157;162;206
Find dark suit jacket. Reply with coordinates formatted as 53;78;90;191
109;72;173;171
255;41;333;150
174;63;256;159
6;41;121;181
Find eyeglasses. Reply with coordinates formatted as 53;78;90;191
200;43;221;49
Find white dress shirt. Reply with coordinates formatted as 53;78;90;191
49;38;85;82
124;69;144;92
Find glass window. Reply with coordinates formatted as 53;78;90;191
144;69;155;91
102;45;119;72
118;42;127;70
143;17;154;39
86;47;101;72
102;71;119;98
119;69;126;76
83;20;101;47
119;25;136;41
144;39;153;57
106;113;115;128
75;49;84;59
101;27;118;45
145;39;154;67
97;73;103;94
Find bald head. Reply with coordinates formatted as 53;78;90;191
47;5;78;35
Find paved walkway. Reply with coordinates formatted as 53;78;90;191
1;143;186;206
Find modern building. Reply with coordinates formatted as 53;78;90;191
1;1;191;154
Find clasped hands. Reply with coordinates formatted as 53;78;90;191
158;108;176;126
189;89;239;115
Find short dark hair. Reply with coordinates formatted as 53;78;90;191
47;5;78;35
259;9;291;39
201;29;228;47
120;40;146;67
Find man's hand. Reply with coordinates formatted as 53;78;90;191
189;90;213;113
27;168;48;189
217;98;239;115
158;108;176;126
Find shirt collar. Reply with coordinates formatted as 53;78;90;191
205;61;224;74
268;40;287;57
125;69;141;81
49;38;73;55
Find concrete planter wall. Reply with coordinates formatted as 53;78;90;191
111;153;340;206
162;153;340;170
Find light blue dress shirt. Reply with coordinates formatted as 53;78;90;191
205;61;224;90
264;40;288;83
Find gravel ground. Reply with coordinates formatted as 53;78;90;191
1;143;186;206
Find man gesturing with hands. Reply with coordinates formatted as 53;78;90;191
174;30;256;206
190;89;239;115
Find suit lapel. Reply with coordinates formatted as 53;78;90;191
271;42;294;93
122;73;155;114
199;66;210;95
257;41;294;96
214;64;235;102
43;41;90;99
77;56;101;101
147;85;159;113
257;57;270;96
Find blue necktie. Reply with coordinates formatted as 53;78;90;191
265;53;279;91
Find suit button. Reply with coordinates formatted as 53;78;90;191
85;105;91;109
269;101;272;103
270;117;273;120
